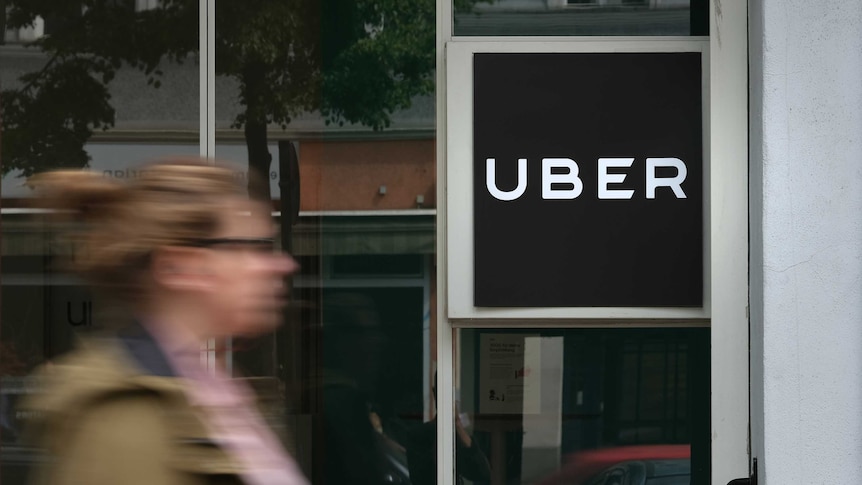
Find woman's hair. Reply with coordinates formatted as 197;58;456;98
28;157;254;299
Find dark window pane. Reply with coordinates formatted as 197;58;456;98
454;0;709;36
454;327;710;485
213;3;436;485
1;2;199;482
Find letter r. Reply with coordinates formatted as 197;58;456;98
646;158;688;199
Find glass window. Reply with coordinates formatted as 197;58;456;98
453;0;708;36
213;2;437;484
1;1;199;482
2;0;437;483
452;327;710;485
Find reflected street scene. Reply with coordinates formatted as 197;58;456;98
2;1;711;485
2;0;439;484
456;328;709;485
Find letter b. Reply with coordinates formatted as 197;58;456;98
542;158;583;199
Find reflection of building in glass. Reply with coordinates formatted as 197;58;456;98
2;4;437;483
459;329;707;485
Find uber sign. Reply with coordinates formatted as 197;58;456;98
473;52;703;307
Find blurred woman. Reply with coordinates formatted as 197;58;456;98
21;158;306;485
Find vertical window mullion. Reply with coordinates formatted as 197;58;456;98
437;0;456;483
206;0;214;159
437;322;456;485
199;0;217;372
199;0;215;160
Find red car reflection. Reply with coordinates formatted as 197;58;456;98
535;444;691;485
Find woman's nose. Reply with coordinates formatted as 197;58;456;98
274;252;300;275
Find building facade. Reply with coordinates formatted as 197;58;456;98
1;1;861;484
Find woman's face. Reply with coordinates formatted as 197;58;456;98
199;199;299;337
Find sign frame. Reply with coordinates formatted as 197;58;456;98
446;39;711;320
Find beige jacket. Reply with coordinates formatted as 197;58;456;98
23;330;249;485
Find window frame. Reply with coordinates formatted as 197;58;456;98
435;2;749;485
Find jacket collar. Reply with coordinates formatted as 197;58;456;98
116;321;178;378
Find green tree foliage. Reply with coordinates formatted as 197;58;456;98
1;0;449;199
2;0;196;175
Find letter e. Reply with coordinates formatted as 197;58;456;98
598;158;635;199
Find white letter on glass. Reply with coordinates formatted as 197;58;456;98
486;158;527;201
598;158;635;199
646;157;688;199
542;158;583;200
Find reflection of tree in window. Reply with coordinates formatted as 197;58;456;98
1;0;482;199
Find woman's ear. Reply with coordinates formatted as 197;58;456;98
150;247;213;291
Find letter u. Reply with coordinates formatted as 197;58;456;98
486;158;527;201
67;302;90;327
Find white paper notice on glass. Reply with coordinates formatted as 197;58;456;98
479;334;541;415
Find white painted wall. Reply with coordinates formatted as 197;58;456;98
750;1;862;483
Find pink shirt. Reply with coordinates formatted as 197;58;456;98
145;321;308;485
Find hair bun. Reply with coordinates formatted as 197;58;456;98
27;170;125;222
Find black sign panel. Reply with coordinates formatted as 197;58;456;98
473;52;703;307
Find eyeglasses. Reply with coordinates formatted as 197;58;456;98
186;237;276;254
